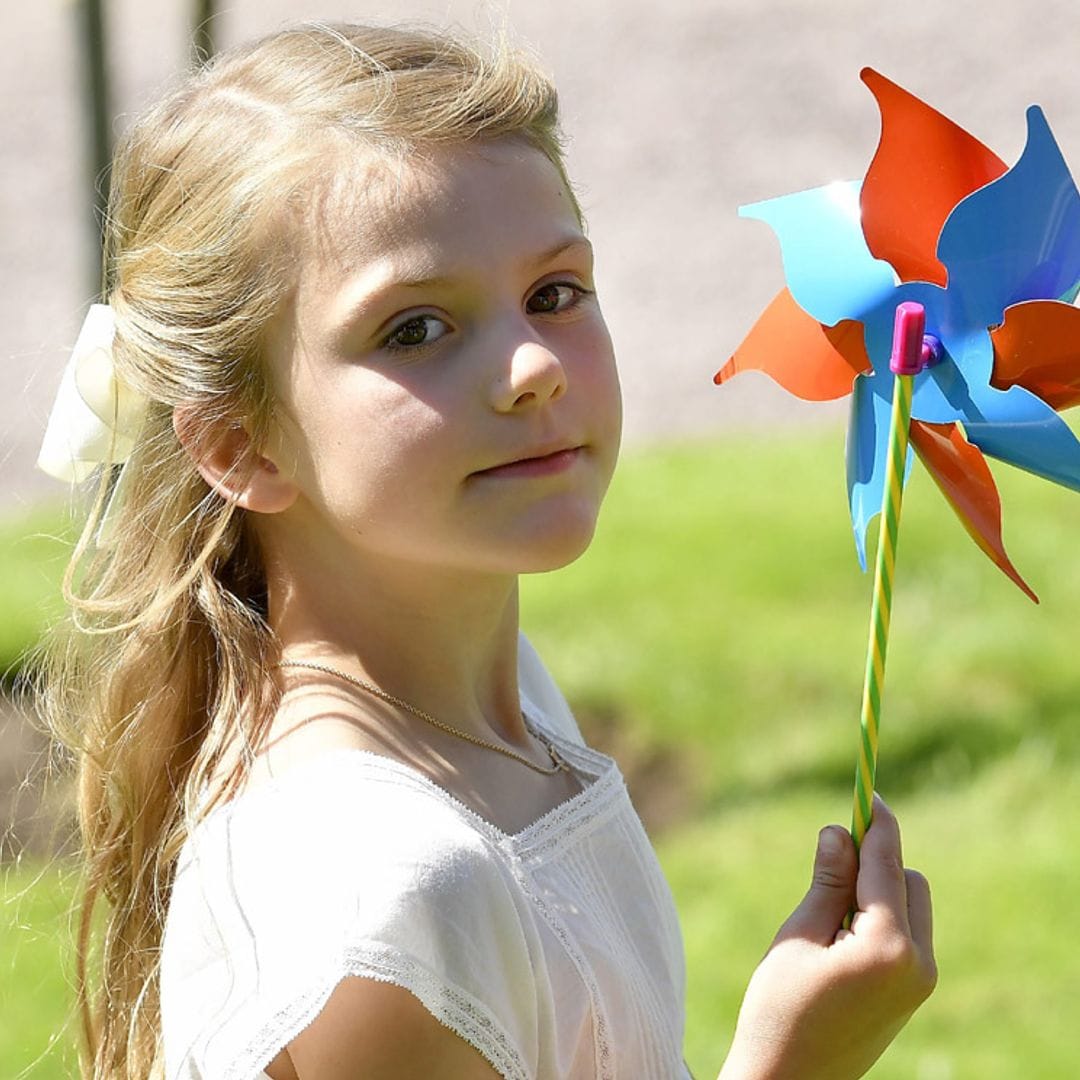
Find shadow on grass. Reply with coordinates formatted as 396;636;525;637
701;696;1080;815
572;683;1080;829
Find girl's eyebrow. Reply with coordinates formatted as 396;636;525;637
526;235;594;271
392;236;593;292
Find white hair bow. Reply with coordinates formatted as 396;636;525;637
37;304;150;544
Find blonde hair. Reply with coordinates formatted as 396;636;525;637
34;22;572;1078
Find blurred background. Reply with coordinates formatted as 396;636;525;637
9;0;1080;512
3;2;1080;1077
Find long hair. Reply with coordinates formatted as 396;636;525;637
32;22;572;1078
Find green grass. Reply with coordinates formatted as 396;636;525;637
0;501;78;683
0;861;81;1078
4;428;1080;1076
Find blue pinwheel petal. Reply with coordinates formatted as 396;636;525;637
961;382;1080;492
740;181;897;328
847;371;914;568
913;318;998;421
937;106;1080;329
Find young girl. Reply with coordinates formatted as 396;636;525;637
36;21;936;1080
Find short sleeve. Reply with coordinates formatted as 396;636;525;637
161;758;542;1080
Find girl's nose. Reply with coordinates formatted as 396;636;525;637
490;340;567;413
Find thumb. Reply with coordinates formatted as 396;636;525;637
772;826;858;948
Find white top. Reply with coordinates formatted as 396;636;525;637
160;636;691;1079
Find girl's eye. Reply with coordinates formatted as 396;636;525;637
384;315;449;351
526;283;587;315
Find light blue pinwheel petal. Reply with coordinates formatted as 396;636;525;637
846;370;914;568
938;106;1080;329
961;381;1080;493
740;180;897;328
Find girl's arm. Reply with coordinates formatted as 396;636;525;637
717;796;936;1079
277;975;503;1080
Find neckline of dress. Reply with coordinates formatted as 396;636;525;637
189;700;622;855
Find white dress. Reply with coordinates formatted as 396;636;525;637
160;636;692;1079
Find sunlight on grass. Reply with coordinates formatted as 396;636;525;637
0;860;80;1078
0;501;76;681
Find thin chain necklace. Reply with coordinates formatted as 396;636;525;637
274;659;571;776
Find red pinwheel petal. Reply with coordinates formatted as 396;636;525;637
990;299;1080;411
714;287;870;401
910;419;1038;602
860;68;1008;287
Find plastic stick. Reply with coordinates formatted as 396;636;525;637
850;302;927;851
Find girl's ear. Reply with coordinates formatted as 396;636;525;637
172;406;299;514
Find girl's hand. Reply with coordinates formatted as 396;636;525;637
718;795;937;1080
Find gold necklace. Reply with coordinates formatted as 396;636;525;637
274;659;571;776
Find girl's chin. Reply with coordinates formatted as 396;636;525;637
503;518;602;575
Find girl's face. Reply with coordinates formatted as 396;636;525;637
260;138;622;580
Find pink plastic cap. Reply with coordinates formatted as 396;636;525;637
890;301;927;375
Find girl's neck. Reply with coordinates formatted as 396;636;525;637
265;548;527;746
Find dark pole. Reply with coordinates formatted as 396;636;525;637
192;0;218;66
76;0;112;296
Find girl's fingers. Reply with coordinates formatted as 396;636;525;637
905;868;934;960
774;825;858;948
854;795;911;937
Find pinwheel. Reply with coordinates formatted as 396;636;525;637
715;69;1080;848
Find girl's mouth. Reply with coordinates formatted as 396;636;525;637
472;445;583;479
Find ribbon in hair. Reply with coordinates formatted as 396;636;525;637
37;304;148;482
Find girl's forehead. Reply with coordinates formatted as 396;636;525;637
299;139;583;282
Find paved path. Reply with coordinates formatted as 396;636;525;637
4;0;1079;517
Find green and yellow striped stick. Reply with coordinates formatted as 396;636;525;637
850;301;932;852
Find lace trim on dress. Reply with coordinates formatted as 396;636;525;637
236;942;531;1080
507;860;615;1080
504;710;618;1079
508;713;625;864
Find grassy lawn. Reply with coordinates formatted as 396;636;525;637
3;427;1079;1076
0;501;77;683
0;861;81;1078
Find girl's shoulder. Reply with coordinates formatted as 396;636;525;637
178;743;507;895
164;746;549;1080
172;750;516;953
